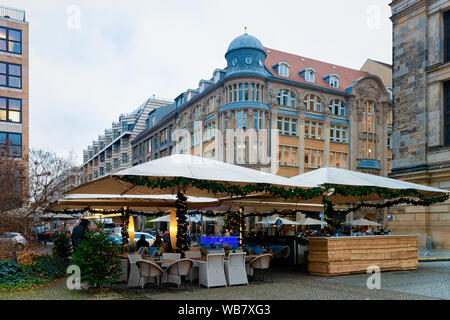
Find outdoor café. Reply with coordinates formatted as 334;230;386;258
49;154;449;288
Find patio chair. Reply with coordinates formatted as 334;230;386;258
198;253;227;288
161;253;182;268
224;252;248;286
273;246;291;260
185;250;202;283
136;260;164;289
118;258;128;282
165;259;194;288
127;253;144;288
247;254;273;283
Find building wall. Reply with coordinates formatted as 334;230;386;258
0;9;29;163
390;0;450;249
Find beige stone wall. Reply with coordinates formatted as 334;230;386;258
360;59;392;88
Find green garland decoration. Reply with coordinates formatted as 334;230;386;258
118;176;325;200
120;208;130;246
175;192;190;256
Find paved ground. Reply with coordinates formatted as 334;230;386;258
1;261;448;300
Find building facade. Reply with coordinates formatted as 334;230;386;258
132;33;393;183
390;0;450;249
81;96;172;183
0;6;28;165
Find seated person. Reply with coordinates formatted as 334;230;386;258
136;235;149;253
152;235;167;253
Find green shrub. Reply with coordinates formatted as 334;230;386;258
52;232;73;261
72;231;122;289
28;256;67;279
0;260;28;285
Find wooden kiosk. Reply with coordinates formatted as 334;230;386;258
308;235;419;276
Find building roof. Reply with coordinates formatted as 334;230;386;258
226;33;266;56
264;47;369;93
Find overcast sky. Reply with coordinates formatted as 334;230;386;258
5;0;392;165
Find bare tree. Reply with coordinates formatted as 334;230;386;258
0;148;78;239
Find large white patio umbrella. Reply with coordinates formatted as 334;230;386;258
64;154;314;251
344;218;381;227
296;217;327;226
51;194;220;211
150;214;215;223
256;217;300;226
290;167;449;204
67;154;313;198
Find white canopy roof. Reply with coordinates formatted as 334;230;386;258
66;154;315;198
151;214;215;223
291;167;448;195
296;217;327;226
344;218;381;227
256;217;300;226
50;194;220;211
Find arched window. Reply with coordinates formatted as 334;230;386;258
278;63;290;77
329;75;340;88
277;89;296;108
305;68;315;83
329;99;346;116
304;94;321;112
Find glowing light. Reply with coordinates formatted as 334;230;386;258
170;208;177;250
128;215;135;245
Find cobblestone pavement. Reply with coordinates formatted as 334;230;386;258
1;261;448;300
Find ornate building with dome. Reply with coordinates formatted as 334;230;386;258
129;32;393;185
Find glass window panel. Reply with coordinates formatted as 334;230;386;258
251;84;254;101
0;98;6;109
0;75;6;86
0;39;6;51
311;152;316;167
0;132;6;144
9;99;21;110
9;30;21;42
9;42;20;53
8;76;20;88
9;64;21;76
245;83;249;101
292;149;297;165
9;145;21;157
8;133;21;145
0;109;6;121
239;84;243;101
0;63;6;74
0;28;6;39
8;110;20;122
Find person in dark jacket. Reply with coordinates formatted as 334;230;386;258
136;235;150;251
71;219;90;252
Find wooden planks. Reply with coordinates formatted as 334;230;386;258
308;236;419;276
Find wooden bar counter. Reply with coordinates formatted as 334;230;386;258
308;235;419;276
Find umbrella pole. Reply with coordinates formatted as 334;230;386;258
175;191;189;256
239;207;244;249
120;207;130;247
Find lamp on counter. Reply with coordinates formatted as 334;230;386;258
169;208;177;251
128;215;135;246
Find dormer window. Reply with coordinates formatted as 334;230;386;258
329;74;340;88
305;68;315;83
278;62;290;77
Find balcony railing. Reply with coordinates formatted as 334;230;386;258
0;6;26;22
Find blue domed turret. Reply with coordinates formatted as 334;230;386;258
225;33;267;78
